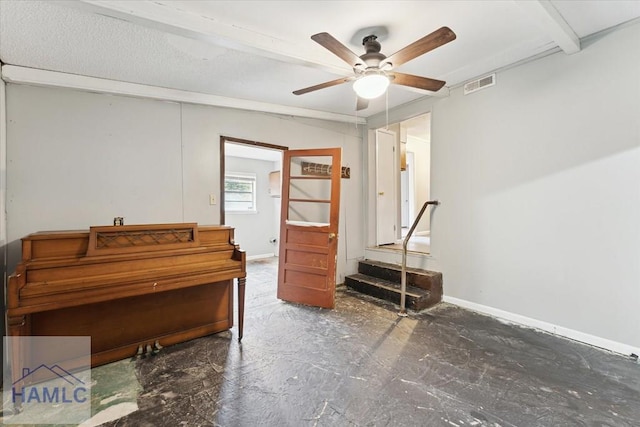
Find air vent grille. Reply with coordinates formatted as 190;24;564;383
463;73;496;95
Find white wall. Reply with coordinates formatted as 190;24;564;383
224;155;279;258
432;23;640;350
368;21;640;352
5;86;365;284
6;85;184;269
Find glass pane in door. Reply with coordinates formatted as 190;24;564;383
286;155;333;226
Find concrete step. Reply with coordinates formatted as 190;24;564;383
344;273;437;311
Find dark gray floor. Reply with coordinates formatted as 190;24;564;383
101;257;639;427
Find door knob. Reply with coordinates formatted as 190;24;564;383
378;192;384;196
328;233;336;240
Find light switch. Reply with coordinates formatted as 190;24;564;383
209;194;216;205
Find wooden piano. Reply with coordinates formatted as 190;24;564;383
6;223;246;368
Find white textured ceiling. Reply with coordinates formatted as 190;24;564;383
1;1;639;119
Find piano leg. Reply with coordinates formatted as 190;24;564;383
7;315;28;412
237;277;246;341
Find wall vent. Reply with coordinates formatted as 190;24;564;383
463;73;496;95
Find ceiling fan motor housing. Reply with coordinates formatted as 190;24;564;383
358;35;388;69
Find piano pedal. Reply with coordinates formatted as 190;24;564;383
145;344;153;357
152;340;163;355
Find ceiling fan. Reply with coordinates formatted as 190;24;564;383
293;27;456;110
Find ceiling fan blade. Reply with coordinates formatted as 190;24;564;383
356;97;369;111
311;32;362;67
293;76;354;95
389;72;446;92
384;27;456;68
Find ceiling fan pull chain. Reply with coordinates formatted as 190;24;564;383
386;90;389;130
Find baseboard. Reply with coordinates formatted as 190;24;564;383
443;296;639;357
246;253;275;261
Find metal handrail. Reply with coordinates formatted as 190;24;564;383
399;200;439;315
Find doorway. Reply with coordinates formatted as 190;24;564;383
375;113;431;254
219;136;287;260
220;137;343;311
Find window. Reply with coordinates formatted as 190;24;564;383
224;173;257;213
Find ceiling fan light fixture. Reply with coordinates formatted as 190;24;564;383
353;72;389;99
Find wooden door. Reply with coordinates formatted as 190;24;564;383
376;129;398;245
277;148;341;308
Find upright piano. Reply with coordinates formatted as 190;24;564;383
6;223;246;369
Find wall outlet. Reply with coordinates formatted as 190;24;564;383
209;194;216;205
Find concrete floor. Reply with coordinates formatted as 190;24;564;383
11;257;640;426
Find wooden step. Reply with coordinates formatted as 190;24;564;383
358;259;442;295
344;273;437;311
345;259;443;311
